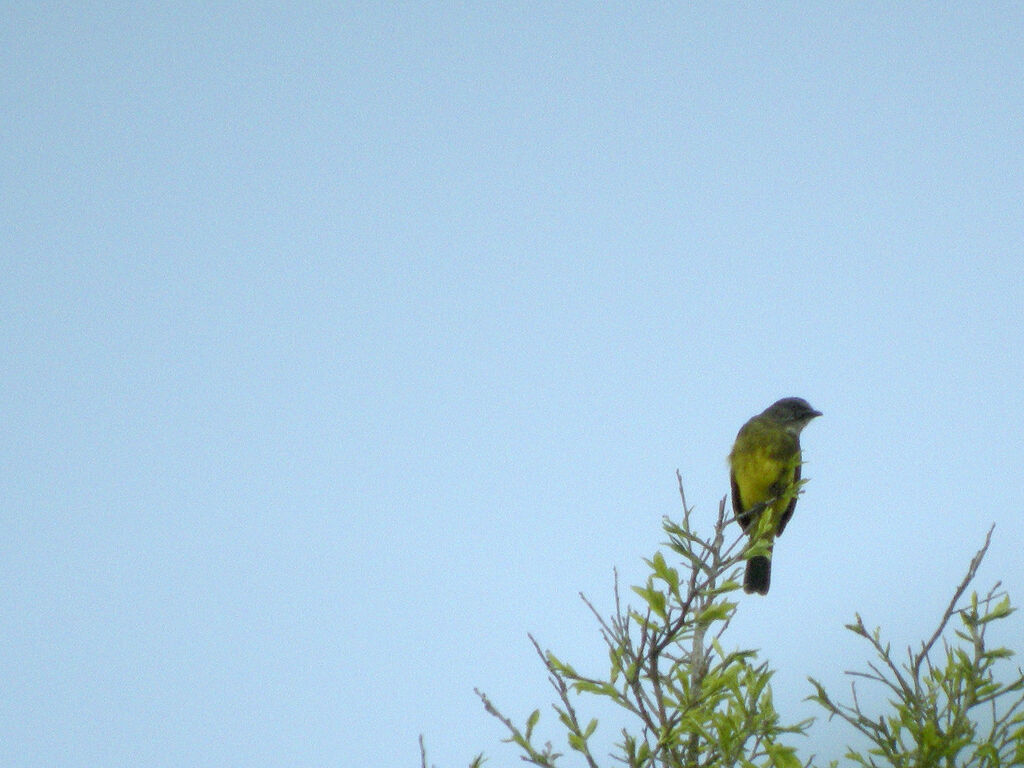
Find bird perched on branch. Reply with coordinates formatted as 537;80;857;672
728;397;821;595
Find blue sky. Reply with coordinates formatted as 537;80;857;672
4;3;1024;766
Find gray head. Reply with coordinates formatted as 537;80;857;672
760;397;822;434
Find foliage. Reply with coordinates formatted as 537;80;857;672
808;526;1024;768
464;472;809;768
422;483;1024;768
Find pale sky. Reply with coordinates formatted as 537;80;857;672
4;3;1024;767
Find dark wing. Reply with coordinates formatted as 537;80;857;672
731;470;755;532
775;460;800;536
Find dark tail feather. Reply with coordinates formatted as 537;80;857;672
744;555;771;595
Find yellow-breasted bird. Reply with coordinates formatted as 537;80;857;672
729;397;821;595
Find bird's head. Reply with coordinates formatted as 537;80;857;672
762;397;822;435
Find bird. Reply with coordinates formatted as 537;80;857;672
728;397;821;595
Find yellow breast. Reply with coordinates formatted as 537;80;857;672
731;447;792;513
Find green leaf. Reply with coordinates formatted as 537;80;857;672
648;550;680;592
573;680;616;697
695;601;733;625
766;742;803;768
636;741;650;763
978;594;1014;623
649;550;668;575
525;709;540;739
983;646;1015;661
546;653;577;678
631;586;667;619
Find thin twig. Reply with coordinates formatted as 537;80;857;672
914;524;995;678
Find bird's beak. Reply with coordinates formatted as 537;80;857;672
810;409;823;418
